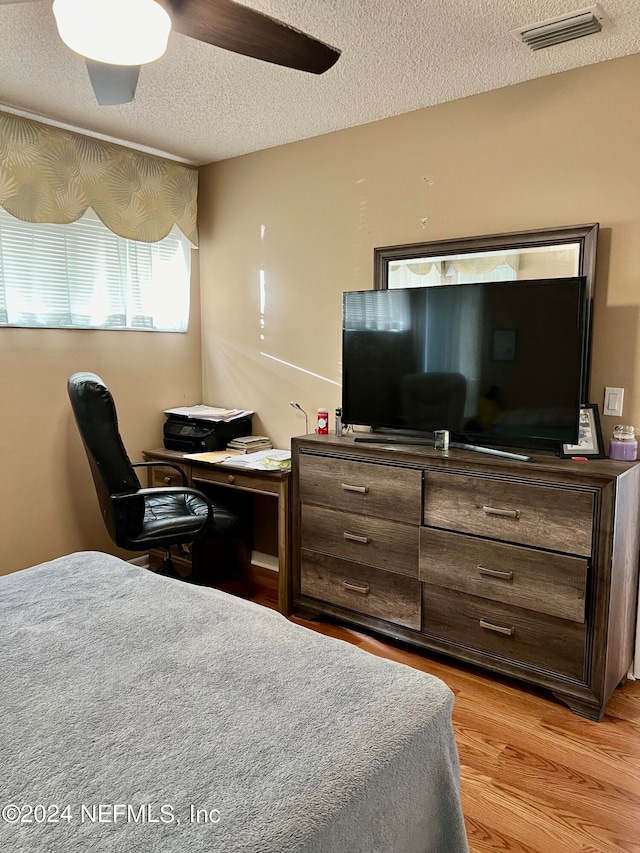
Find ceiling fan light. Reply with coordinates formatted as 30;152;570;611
52;0;172;66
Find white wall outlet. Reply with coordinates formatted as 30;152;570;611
603;386;624;417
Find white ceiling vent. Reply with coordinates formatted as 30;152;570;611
511;5;610;51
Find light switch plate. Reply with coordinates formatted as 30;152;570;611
603;386;624;417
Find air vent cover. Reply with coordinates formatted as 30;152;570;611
511;5;609;51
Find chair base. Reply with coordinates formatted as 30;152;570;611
149;537;253;593
153;544;191;579
191;536;253;594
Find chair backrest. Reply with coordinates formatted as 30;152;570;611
67;372;143;544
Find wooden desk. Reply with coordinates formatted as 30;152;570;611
142;448;291;615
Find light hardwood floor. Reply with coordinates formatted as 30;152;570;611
284;609;640;853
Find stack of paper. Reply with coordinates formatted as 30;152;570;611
220;449;291;471
163;404;254;422
183;450;241;463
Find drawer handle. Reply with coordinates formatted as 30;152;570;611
343;532;371;544
341;483;369;494
163;476;171;485
228;475;235;484
478;566;514;581
480;619;515;636
482;505;521;519
343;580;370;595
342;530;371;545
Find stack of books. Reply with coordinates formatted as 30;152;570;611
226;435;272;454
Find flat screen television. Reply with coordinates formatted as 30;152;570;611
342;277;589;451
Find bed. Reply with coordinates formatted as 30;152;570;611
0;551;469;853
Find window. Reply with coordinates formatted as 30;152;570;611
0;207;191;331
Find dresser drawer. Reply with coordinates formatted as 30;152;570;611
148;463;190;488
299;454;421;523
301;550;421;629
422;585;586;680
423;471;593;556
301;504;419;576
193;467;280;495
420;528;587;622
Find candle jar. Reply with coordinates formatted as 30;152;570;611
433;429;450;451
609;424;637;461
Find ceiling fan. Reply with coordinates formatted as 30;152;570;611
1;0;341;105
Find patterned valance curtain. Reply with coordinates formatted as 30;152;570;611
389;254;520;282
444;254;520;275
391;261;439;276
0;111;198;245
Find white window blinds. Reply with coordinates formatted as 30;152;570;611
0;207;191;331
343;289;411;332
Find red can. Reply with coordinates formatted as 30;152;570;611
316;408;329;434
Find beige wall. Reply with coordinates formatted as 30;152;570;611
198;53;640;453
5;53;640;574
1;259;202;574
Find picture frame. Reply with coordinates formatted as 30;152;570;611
560;403;605;458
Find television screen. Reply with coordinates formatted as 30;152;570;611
342;277;588;448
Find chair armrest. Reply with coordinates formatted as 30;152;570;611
111;486;211;505
132;461;188;486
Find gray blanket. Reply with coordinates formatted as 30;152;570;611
0;551;468;853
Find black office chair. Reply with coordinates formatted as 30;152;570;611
67;371;242;579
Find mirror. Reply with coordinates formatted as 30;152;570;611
373;224;598;402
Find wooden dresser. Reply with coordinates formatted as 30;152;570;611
291;434;640;719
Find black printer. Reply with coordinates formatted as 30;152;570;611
163;414;252;452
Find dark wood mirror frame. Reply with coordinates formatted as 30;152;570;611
373;223;599;404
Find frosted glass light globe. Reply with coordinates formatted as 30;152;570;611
52;0;172;66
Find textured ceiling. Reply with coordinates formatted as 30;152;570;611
0;0;639;165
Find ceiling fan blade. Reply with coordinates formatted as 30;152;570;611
169;0;340;74
85;60;141;105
